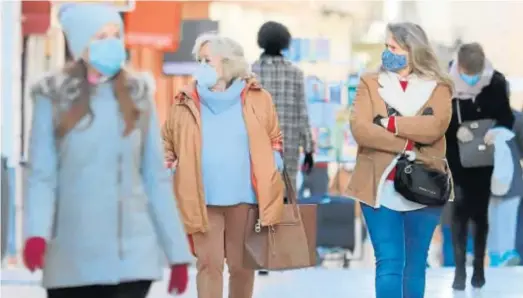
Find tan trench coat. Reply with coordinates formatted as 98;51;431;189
346;73;453;207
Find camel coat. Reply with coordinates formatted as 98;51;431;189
346;72;453;207
162;79;285;234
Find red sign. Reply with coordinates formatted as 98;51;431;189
124;1;182;52
22;1;51;36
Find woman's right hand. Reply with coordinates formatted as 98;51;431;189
457;126;474;143
23;237;47;272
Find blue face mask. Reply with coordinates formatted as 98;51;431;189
193;63;218;88
88;38;126;77
460;73;481;86
381;49;408;72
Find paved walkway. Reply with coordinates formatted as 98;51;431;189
2;267;522;297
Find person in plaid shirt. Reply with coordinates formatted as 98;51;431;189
252;21;315;277
252;21;315;193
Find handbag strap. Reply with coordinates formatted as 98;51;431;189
281;165;302;220
281;166;298;205
455;100;463;124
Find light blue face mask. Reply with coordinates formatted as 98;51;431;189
88;38;126;77
381;49;408;72
460;73;481;86
193;62;219;89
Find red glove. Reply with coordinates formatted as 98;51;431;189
23;237;47;272
168;264;189;295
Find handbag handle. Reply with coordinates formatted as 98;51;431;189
281;166;298;205
281;165;302;219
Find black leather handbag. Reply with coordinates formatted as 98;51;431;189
380;102;451;206
394;155;451;206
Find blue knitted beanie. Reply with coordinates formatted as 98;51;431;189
59;3;124;59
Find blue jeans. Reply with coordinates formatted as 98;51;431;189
362;205;442;298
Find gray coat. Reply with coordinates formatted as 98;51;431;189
252;55;314;190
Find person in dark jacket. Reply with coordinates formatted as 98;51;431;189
446;43;514;290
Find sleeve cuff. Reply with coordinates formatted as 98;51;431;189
387;116;398;135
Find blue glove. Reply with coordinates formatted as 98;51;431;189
273;151;284;171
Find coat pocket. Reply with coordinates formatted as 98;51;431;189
347;155;375;196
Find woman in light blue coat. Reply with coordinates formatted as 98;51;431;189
22;4;192;298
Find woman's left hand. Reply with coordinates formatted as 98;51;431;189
168;264;189;295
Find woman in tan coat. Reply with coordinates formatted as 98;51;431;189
347;22;453;298
162;33;285;298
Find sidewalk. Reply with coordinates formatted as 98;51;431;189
2;266;523;298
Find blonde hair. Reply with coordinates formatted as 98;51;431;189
192;32;250;83
384;22;453;89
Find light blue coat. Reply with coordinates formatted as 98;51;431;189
25;70;192;289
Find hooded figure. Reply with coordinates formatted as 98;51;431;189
22;4;192;298
252;21;315;192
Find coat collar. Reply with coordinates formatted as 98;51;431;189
377;71;437;116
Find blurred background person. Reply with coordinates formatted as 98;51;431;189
446;42;514;290
162;32;285;298
22;4;192;298
487;82;523;267
514;102;523;263
252;21;315;191
252;23;315;276
487;126;522;267
349;22;453;298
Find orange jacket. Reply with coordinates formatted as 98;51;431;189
162;79;285;234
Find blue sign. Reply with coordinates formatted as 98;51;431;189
305;76;325;103
328;82;341;104
315;38;330;62
347;74;360;106
283;38;302;62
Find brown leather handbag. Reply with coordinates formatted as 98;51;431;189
243;168;317;270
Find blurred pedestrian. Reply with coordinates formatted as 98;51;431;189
514;107;523;263
22;4;192;298
162;32;285;298
446;43;514;290
252;21;315;191
348;22;453;298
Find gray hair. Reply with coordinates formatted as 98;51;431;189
384;22;453;88
192;32;250;82
457;43;485;74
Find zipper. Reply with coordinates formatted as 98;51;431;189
117;153;123;259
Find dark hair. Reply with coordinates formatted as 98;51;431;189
457;42;485;74
257;21;291;55
57;60;138;138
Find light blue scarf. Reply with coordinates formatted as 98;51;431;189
197;79;246;114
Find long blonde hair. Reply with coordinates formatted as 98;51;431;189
384;22;453;89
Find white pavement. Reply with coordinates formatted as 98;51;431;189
2;267;523;298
